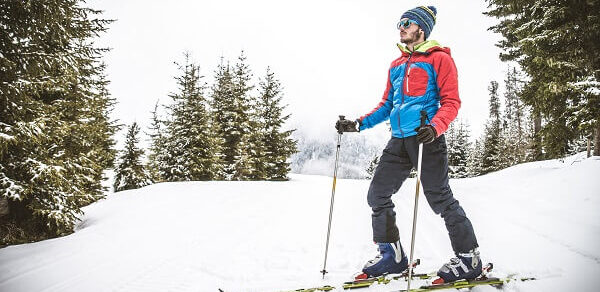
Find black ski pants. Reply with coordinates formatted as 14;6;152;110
367;135;478;254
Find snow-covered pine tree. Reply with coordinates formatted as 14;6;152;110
243;68;267;181
231;52;259;180
113;122;151;192
466;139;484;177
570;76;600;156
501;66;533;165
210;59;236;179
485;0;600;157
147;101;166;183
246;117;268;180
162;53;224;181
211;53;256;180
446;119;459;177
245;73;267;181
479;81;505;174
446;118;472;178
86;64;120;194
0;0;116;243
255;67;297;180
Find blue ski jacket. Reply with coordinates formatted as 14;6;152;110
358;40;461;138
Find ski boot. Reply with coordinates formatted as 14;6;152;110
435;248;482;283
359;241;408;279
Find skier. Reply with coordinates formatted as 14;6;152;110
335;6;482;283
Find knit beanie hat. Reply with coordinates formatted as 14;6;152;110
400;6;437;39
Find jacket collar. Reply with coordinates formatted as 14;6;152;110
397;40;449;56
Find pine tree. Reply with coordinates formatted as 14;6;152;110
485;0;600;157
255;67;297;180
246;118;268;180
446;118;472;178
0;1;116;243
161;53;223;181
211;53;255;180
466;139;485;177
147;101;166;183
503;67;525;141
500;66;534;165
211;58;235;179
230;52;257;180
113;122;151;192
480;81;505;174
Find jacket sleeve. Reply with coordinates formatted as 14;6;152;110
430;52;461;136
358;69;394;131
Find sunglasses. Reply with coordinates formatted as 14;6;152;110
397;19;418;29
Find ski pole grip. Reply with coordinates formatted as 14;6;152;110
337;115;346;134
420;111;427;128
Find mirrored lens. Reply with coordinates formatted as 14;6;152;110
397;19;412;29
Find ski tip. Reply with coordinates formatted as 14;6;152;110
355;273;369;281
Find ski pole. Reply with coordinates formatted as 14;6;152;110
321;115;345;279
406;111;428;291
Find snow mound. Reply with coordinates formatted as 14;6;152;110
1;156;599;292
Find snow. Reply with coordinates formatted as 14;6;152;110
571;76;600;96
1;155;599;292
0;133;14;140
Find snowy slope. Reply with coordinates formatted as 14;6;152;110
0;155;599;292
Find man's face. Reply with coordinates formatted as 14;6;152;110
398;18;423;44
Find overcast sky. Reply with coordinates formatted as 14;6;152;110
88;0;506;145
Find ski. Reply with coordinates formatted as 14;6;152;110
280;259;423;292
343;259;426;289
393;263;535;292
279;285;336;292
280;262;534;292
342;271;434;289
392;275;536;292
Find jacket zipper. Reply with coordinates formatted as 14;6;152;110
406;66;411;94
402;54;413;104
398;53;412;138
397;53;413;138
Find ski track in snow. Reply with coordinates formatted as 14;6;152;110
505;216;600;265
0;156;599;292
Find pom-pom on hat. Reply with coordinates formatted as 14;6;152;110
400;6;437;39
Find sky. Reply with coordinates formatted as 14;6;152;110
87;0;507;145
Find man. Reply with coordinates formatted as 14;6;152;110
335;6;482;283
